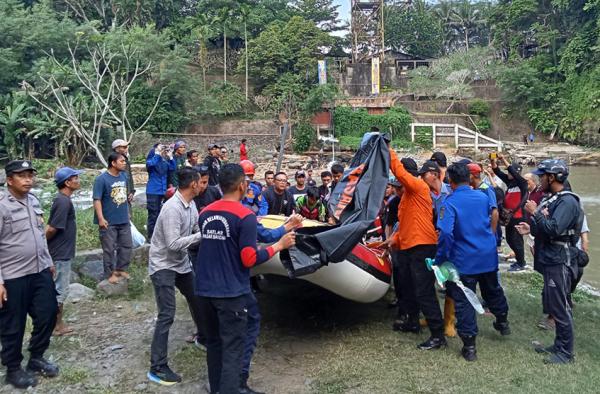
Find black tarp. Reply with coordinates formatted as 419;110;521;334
285;133;390;278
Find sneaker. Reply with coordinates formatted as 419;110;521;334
508;263;526;272
5;368;38;389
147;365;182;386
493;321;511;336
417;336;447;350
534;344;557;355
543;352;573;365
26;357;59;377
461;345;477;362
240;380;265;394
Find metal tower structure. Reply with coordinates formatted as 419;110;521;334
350;0;412;63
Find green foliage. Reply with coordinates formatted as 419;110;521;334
469;99;491;116
527;109;558;135
414;126;433;148
334;107;411;139
203;82;247;116
385;0;444;58
245;16;333;91
300;83;338;116
293;122;314;153
475;116;492;133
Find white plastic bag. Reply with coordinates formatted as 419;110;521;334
131;221;146;248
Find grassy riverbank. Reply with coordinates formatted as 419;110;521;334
11;263;597;394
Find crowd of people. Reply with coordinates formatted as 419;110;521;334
0;135;590;392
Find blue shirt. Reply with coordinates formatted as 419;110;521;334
431;182;452;218
477;182;497;209
242;182;268;216
436;185;498;275
257;223;285;243
146;150;176;195
92;171;130;225
195;200;275;298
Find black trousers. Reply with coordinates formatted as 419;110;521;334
543;264;574;358
198;295;248;394
150;270;205;370
391;250;407;319
506;217;526;265
0;269;58;371
99;223;132;278
447;270;509;338
146;194;164;241
396;244;443;336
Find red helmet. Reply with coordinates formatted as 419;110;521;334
164;186;177;200
240;160;255;176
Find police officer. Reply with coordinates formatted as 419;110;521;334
0;160;59;388
518;159;581;364
436;163;510;362
240;160;268;216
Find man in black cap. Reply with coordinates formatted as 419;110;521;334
491;154;529;271
430;152;448;183
0;161;59;388
203;143;221;186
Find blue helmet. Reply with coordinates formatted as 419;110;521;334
532;159;569;181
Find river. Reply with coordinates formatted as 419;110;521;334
562;167;600;288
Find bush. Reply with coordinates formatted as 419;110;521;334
475;117;492;133
293;122;314;153
469;99;491;116
333;106;412;140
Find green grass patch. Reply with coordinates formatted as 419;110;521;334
308;273;600;393
171;344;207;381
58;366;91;385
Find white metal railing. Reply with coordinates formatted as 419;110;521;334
410;123;502;150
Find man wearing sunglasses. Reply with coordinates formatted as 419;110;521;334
262;172;295;216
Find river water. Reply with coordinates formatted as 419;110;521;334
561;167;600;288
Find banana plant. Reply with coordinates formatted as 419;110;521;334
0;96;32;160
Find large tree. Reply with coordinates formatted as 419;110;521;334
385;0;444;58
290;0;342;32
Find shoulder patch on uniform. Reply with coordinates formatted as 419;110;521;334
439;206;445;220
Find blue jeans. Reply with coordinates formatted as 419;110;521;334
242;292;261;378
146;194;164;240
53;259;72;304
447;270;509;337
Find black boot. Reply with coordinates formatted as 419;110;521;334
5;368;38;389
240;373;265;394
396;316;421;334
493;314;511;336
460;336;477;362
27;357;59;378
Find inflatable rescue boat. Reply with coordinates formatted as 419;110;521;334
253;215;392;303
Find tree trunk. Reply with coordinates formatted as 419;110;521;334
465;29;469;51
223;30;227;83
245;21;249;101
276;122;289;173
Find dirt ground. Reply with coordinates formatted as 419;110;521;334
0;276;390;394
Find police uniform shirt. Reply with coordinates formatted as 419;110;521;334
0;191;53;283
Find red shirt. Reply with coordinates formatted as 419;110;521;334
240;143;248;161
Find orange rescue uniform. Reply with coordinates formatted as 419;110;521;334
389;149;437;250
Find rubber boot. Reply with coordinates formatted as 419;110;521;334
444;297;457;337
460;335;477;362
493;313;511;336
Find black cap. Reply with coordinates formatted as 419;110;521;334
509;163;523;174
401;158;419;177
430;152;447;167
5;160;37;176
454;158;472;165
418;160;440;175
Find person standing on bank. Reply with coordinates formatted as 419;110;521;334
147;168;205;386
516;159;582;364
195;164;295;394
436;163;510;362
240;139;248;161
93;153;133;283
0;160;59;389
111;139;135;202
146;144;176;240
46;167;84;337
